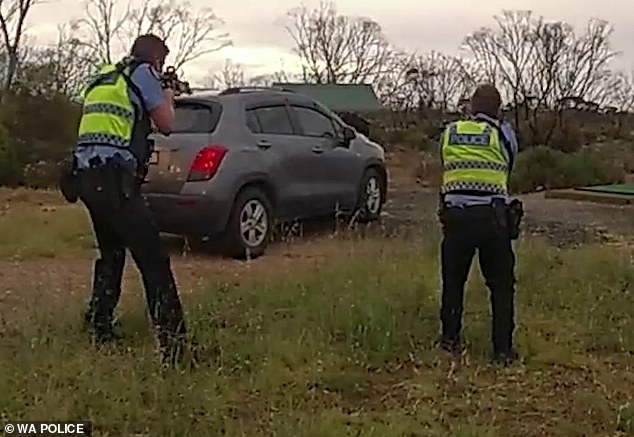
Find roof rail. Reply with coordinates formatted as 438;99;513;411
218;86;295;95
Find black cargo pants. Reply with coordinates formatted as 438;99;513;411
439;201;516;354
78;161;186;359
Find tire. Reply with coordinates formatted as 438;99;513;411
354;168;385;223
223;187;273;259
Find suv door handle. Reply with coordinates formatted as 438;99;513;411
257;140;271;149
312;146;324;154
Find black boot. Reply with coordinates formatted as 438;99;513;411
438;336;464;355
492;348;520;366
157;314;189;368
85;257;124;343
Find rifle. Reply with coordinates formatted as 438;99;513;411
160;66;192;96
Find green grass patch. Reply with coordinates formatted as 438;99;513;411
0;235;632;436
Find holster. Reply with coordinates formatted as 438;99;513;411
58;155;80;203
78;160;138;209
507;198;524;240
491;198;509;237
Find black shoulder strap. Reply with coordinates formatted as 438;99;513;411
115;58;149;115
497;127;514;173
475;116;515;173
82;59;149;115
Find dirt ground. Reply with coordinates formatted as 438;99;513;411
0;236;359;310
2;157;634;309
384;185;634;247
383;143;634;248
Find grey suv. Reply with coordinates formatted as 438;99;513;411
142;86;388;258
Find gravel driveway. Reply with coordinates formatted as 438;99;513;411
383;187;634;247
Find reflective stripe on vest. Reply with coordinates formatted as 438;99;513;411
441;120;508;195
76;63;135;149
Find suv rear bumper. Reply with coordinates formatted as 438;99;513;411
143;193;232;237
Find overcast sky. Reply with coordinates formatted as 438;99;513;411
26;0;634;83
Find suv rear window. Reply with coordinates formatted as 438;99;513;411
173;101;221;133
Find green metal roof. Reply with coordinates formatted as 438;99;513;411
272;83;382;113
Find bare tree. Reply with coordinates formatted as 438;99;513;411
248;69;297;87
462;10;620;145
373;51;417;111
406;52;475;112
76;0;128;65
463;10;542;128
523;20;616;141
77;0;230;70
204;59;246;90
20;22;92;97
125;0;230;70
609;70;634;113
554;19;617;107
286;1;394;84
0;0;41;91
375;51;475;114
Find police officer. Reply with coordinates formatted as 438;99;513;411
70;34;186;365
437;84;522;365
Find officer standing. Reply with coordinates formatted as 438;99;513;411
69;34;186;365
437;84;522;365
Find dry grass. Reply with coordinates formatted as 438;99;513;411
0;188;632;436
0;187;93;258
385;145;441;189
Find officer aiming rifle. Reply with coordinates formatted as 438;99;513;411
60;34;191;367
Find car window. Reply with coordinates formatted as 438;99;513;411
173;102;218;133
292;106;335;137
245;110;261;133
247;106;294;135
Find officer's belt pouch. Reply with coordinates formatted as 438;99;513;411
58;156;79;203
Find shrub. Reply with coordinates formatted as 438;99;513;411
548;120;585;153
22;160;66;189
0;92;79;188
510;145;624;193
0;123;22;186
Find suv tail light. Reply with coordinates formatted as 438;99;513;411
187;145;228;181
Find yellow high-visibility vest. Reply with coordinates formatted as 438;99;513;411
440;120;508;195
76;62;137;149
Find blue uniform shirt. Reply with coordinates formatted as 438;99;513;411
74;63;165;170
441;113;519;207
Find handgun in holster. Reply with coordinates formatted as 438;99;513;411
58;155;80;203
491;198;509;236
507;199;524;240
